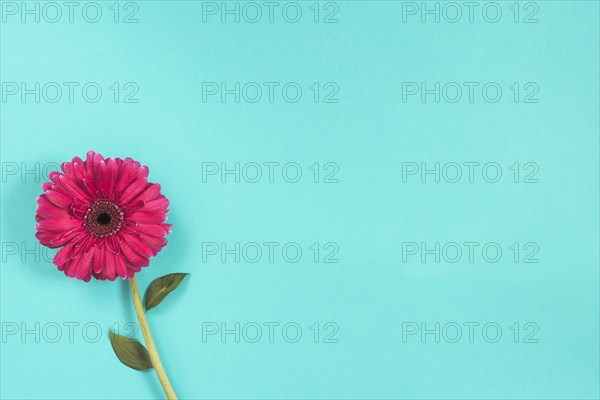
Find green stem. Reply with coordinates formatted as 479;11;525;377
129;276;177;400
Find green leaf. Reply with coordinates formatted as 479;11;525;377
109;331;153;371
144;273;189;311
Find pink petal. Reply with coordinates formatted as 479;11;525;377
118;237;149;267
63;257;77;278
53;244;74;266
38;229;77;249
138;232;168;250
137;165;149;178
37;196;70;219
100;158;119;198
45;190;72;209
118;178;148;206
93;245;105;274
36;231;56;247
58;258;77;278
48;171;63;184
62;157;85;181
123;200;145;212
60;162;74;179
132;183;161;203
82;177;99;198
121;231;156;257
126;263;141;278
71;158;86;182
37;217;81;232
57;175;91;204
114;252;128;279
115;161;138;194
127;212;167;224
130;223;170;238
141;196;169;213
75;247;94;280
49;226;86;247
104;250;117;280
85;150;104;179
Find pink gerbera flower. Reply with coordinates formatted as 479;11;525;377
35;151;171;282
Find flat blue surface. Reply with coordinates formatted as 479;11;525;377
1;1;599;399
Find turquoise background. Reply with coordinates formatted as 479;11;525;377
1;1;599;399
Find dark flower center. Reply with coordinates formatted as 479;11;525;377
96;212;111;225
84;200;124;237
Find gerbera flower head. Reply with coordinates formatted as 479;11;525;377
35;151;171;282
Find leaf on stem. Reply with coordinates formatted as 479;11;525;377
109;331;153;371
144;273;189;311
